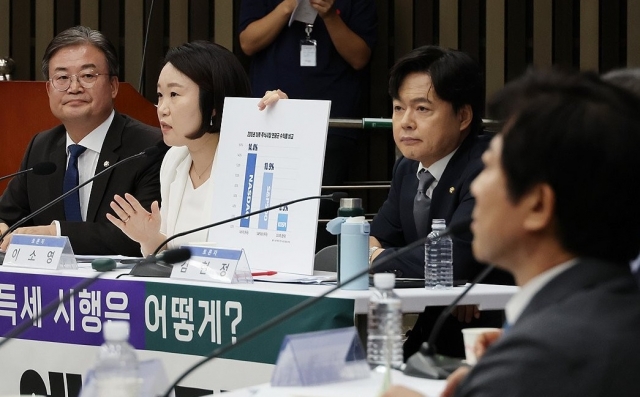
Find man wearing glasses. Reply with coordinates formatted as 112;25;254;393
0;26;165;256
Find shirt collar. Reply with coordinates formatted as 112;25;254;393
416;147;458;181
505;258;579;325
65;110;114;154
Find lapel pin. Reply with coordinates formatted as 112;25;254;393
449;187;455;194
103;161;110;167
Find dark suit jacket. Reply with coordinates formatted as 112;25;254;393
370;132;511;285
455;259;640;397
0;112;165;256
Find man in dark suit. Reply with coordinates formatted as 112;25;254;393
0;26;164;256
384;70;640;397
369;46;513;359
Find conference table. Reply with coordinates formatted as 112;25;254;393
0;263;517;396
223;368;447;397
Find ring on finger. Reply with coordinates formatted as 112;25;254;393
123;215;131;223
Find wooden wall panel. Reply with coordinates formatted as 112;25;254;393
413;0;436;47
580;0;599;71
0;0;10;60
170;0;189;47
3;0;640;205
124;0;144;88
533;0;553;68
486;0;505;99
600;0;623;73
394;0;413;59
34;0;54;81
553;0;576;69
214;1;234;50
506;0;527;80
439;0;458;49
80;0;100;29
11;0;31;80
460;0;482;64
142;0;167;102
628;0;640;67
56;0;78;32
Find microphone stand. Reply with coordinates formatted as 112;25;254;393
403;264;495;379
159;220;471;397
151;192;347;255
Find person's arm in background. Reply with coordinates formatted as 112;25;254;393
239;0;297;56
311;0;372;70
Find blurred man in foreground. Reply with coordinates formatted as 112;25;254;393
384;70;640;396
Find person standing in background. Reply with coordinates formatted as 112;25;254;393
238;0;378;251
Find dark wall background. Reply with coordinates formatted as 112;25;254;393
0;0;635;213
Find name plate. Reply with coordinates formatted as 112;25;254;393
4;234;77;270
170;245;253;284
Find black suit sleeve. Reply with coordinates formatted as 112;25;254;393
58;147;163;256
57;117;165;256
0;134;39;225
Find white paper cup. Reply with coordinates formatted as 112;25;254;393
461;327;501;365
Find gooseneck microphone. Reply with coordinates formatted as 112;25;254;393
0;161;57;182
150;192;348;256
0;145;162;244
159;219;472;397
403;264;495;379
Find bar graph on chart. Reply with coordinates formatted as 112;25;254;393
236;142;296;232
209;98;331;274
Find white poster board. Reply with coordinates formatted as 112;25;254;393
208;98;330;275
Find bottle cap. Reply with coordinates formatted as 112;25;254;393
431;218;447;230
103;320;130;342
373;273;395;289
339;198;362;209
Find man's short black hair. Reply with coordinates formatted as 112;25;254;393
388;45;484;134
163;41;251;138
489;69;640;264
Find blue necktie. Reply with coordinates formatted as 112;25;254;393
63;144;87;222
414;169;436;237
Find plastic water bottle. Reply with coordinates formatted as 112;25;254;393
94;321;140;397
425;219;453;289
367;273;403;367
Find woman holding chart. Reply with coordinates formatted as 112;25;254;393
106;41;253;255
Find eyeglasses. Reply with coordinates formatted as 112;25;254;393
49;71;110;91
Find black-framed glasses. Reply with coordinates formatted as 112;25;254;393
49;71;110;91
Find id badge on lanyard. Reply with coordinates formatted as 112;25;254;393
300;24;317;67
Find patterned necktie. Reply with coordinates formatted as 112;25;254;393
63;144;87;222
414;169;436;238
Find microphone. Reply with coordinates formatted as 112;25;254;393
403;264;494;379
0;161;57;182
0;145;162;245
159;219;472;397
149;191;348;256
128;248;192;277
137;0;156;93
